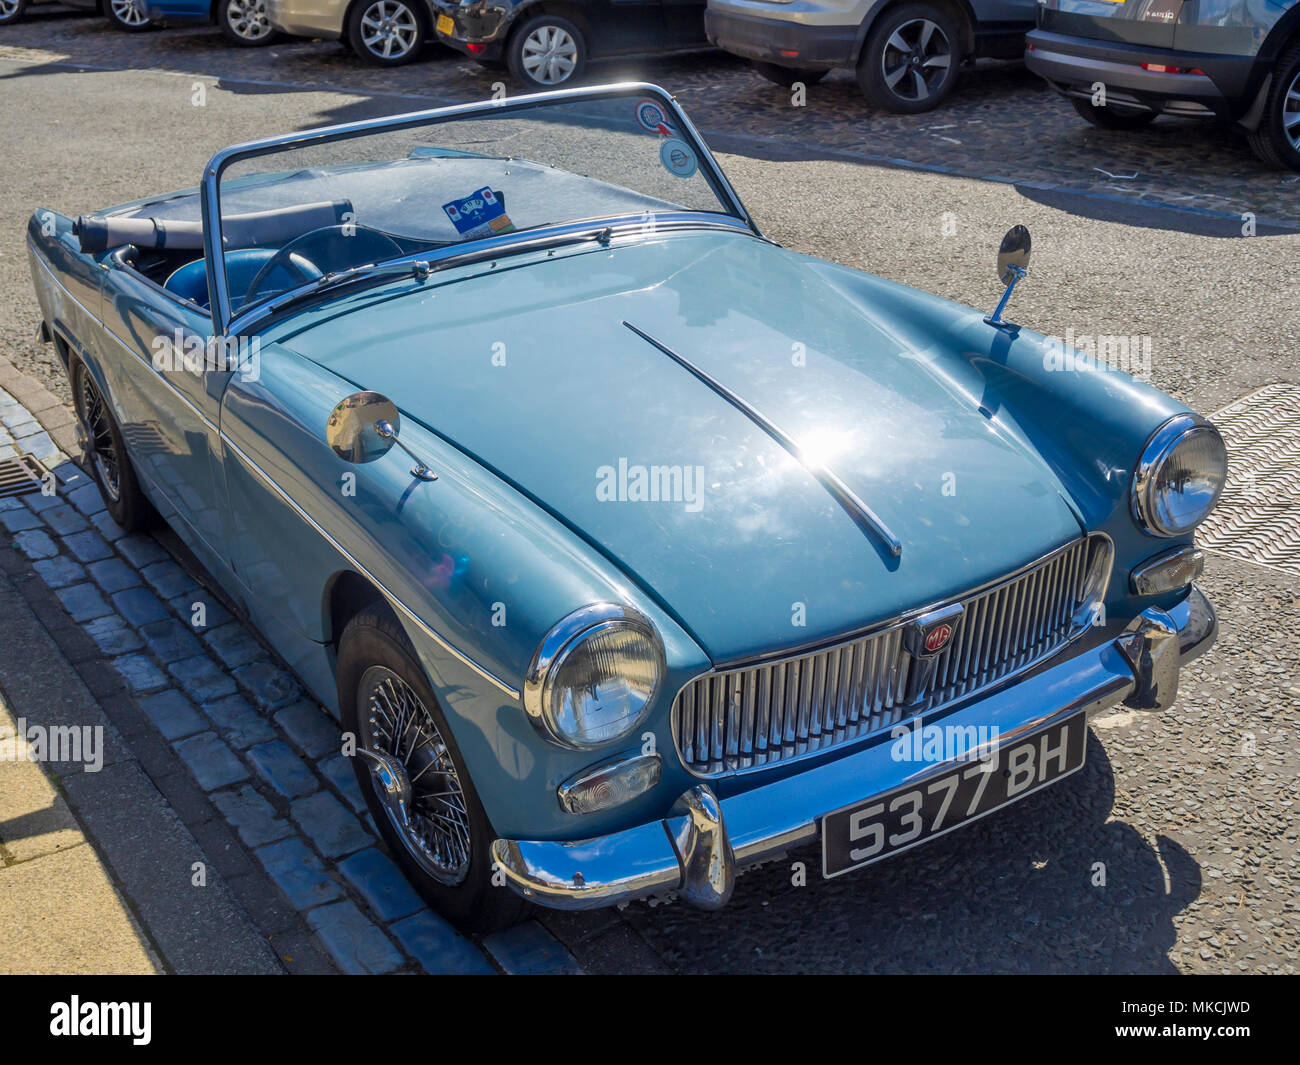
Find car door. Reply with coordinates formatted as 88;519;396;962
99;258;241;595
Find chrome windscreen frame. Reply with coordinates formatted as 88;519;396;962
199;82;759;336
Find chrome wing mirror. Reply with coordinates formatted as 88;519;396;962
985;224;1031;329
327;391;437;482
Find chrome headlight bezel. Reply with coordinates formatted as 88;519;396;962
523;603;666;751
1132;414;1227;537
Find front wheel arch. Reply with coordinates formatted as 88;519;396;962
852;0;975;65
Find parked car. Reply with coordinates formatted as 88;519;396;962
1027;0;1300;170
706;0;1036;112
27;83;1224;931
0;0;109;27
431;0;709;89
132;0;278;45
267;0;433;64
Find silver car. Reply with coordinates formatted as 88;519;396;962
267;0;432;65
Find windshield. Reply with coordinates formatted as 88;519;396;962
210;87;742;323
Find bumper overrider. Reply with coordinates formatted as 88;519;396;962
493;587;1216;910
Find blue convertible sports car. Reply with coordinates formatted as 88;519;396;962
27;84;1226;931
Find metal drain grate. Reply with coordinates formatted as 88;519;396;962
1197;383;1300;576
0;454;48;499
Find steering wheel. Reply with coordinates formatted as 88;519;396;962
243;224;404;306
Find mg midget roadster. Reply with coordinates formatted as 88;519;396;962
27;84;1225;931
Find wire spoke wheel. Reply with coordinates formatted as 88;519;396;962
227;0;271;39
880;18;951;103
360;1;418;60
75;371;122;503
521;25;578;85
358;666;471;885
110;0;149;26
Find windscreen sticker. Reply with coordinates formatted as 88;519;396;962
441;186;516;239
659;138;698;179
634;98;676;137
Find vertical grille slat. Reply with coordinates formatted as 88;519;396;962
675;536;1107;775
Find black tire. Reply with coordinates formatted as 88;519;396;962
0;0;30;27
346;0;426;67
1069;96;1159;130
1246;40;1300;171
70;359;155;533
857;3;963;114
217;0;280;47
338;607;529;933
752;61;828;88
103;0;154;31
506;13;587;89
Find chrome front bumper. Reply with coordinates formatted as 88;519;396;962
492;587;1216;912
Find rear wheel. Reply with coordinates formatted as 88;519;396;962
752;61;827;88
1247;41;1300;170
218;0;279;46
0;0;30;27
1069;96;1159;130
857;4;963;114
507;14;587;89
104;0;153;31
346;0;426;66
338;607;529;933
70;359;154;533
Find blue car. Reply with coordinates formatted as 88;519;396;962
134;0;277;43
26;84;1225;930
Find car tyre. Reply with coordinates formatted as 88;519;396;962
1246;40;1300;171
507;13;587;89
337;606;530;933
752;61;827;88
0;0;30;27
70;358;155;533
218;0;280;46
104;0;154;31
1069;96;1159;130
857;3;963;114
346;0;426;67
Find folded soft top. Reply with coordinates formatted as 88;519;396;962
73;199;354;254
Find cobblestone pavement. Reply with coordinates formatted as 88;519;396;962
0;39;1295;974
2;8;1299;227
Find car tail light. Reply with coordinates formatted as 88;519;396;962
1141;63;1207;75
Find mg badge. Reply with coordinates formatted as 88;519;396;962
902;604;964;706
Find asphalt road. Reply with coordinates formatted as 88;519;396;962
0;40;1296;974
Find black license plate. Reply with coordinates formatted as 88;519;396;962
821;712;1088;878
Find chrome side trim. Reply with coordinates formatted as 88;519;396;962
218;432;521;699
622;320;903;558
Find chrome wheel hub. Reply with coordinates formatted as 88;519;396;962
358;666;471;884
228;0;271;39
360;1;417;59
521;25;577;85
111;0;149;25
880;18;951;103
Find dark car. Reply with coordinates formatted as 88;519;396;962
1026;0;1300;170
431;0;709;88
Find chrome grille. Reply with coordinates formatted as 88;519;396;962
673;536;1109;777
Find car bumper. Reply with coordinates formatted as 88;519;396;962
430;2;508;57
493;586;1217;910
704;8;857;71
1025;29;1255;121
265;0;344;40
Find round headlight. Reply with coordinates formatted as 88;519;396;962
1133;415;1227;537
524;604;665;750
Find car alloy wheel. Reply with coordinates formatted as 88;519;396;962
108;0;150;28
358;1;419;62
0;0;28;26
75;368;122;504
1247;40;1300;170
880;18;951;105
223;0;274;43
520;24;579;85
357;665;472;885
1281;68;1300;153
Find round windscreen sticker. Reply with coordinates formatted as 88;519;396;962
659;138;698;179
634;98;675;136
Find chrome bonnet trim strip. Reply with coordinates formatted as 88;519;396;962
622;321;903;558
220;433;521;700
